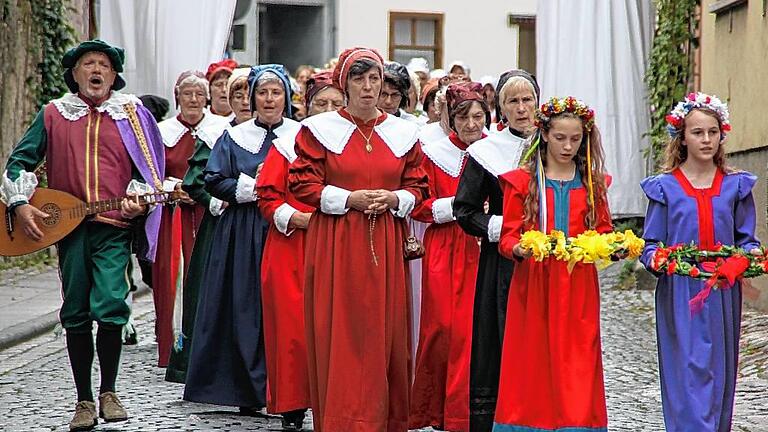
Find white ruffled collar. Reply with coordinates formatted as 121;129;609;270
228;117;301;155
466;127;527;177
158;113;230;148
302;110;419;158
421;134;468;178
51;92;141;122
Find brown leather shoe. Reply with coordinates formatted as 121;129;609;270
98;392;128;422
69;400;97;431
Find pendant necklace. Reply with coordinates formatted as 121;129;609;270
351;114;381;153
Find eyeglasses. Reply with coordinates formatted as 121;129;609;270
379;92;402;102
180;90;206;100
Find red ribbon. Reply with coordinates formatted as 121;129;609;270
689;255;749;314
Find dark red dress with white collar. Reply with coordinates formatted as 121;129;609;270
409;132;481;432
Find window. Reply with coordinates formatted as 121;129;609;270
231;24;246;51
388;12;443;69
508;14;536;74
709;0;747;14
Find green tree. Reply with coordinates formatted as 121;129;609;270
645;0;699;170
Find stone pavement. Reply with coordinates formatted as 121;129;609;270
0;264;767;431
0;266;62;350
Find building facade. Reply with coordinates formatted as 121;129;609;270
336;0;537;77
228;0;337;73
700;0;768;310
228;0;537;77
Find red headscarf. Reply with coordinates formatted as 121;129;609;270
305;71;340;106
332;47;384;94
446;81;484;113
206;59;239;82
446;81;489;130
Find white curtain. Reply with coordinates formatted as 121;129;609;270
536;0;654;217
99;0;237;117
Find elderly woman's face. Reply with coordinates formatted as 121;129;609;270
453;101;486;144
346;68;382;112
254;81;285;124
210;75;231;115
178;83;206;123
297;69;312;87
230;85;252;125
378;81;402;115
501;86;536;134
308;86;344;117
426;96;440;123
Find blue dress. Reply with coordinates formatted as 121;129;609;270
640;168;759;432
184;118;294;407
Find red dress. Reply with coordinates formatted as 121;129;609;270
494;168;612;431
257;141;313;414
153;115;207;367
409;133;480;432
288;109;429;432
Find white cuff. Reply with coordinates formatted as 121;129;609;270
126;179;154;195
235;173;258;203
1;170;38;206
432;197;456;224
125;179;157;213
487;215;502;243
162;177;181;192
274;202;298;235
390;190;416;218
209;197;225;216
320;185;351;215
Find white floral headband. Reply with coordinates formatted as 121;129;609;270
666;92;731;137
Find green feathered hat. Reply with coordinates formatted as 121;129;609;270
62;39;126;93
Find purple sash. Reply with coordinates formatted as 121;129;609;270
115;105;166;261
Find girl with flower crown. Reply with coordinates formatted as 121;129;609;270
494;97;612;432
639;93;760;431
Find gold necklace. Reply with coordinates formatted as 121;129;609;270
350;114;381;153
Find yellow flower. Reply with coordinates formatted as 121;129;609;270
568;230;614;269
519;230;551;261
606;231;625;244
621;229;645;258
550;230;570;261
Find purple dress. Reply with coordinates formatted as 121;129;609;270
639;168;759;432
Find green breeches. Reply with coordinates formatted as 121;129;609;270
57;222;133;333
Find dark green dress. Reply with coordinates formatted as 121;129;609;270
165;121;230;383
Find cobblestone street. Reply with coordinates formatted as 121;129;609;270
0;265;767;431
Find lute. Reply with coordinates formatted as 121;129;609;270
0;188;175;257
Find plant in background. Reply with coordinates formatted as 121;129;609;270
30;0;76;110
645;0;699;170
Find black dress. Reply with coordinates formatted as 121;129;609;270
453;126;527;431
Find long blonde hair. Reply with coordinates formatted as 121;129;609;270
522;113;608;229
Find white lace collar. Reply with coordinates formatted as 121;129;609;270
466;127;527;177
196;118;234;149
302;111;419;158
228;117;301;155
272;123;303;163
421;134;467;178
51;92;141;122
158;113;229;148
418;121;449;144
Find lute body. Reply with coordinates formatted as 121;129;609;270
0;188;171;257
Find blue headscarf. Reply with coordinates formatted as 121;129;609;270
248;64;293;118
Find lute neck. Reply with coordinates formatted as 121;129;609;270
82;193;170;216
